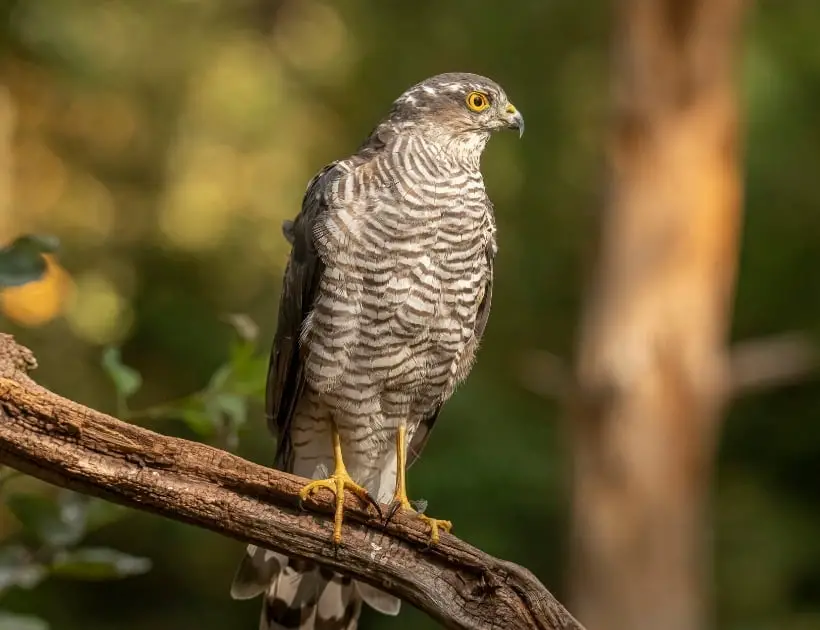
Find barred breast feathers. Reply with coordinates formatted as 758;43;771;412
303;130;496;404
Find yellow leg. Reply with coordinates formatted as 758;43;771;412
298;421;377;545
391;423;452;544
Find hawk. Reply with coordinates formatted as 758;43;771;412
230;72;523;630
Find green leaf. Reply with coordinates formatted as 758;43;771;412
233;363;266;399
0;612;49;630
204;394;224;431
0;235;59;288
213;393;247;450
50;548;151;580
101;347;143;400
179;399;217;438
207;363;232;392
0;546;47;593
227;340;267;399
228;336;257;368
6;493;85;548
216;393;247;428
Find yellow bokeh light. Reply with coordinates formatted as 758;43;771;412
55;172;116;243
272;1;355;84
187;35;285;135
14;139;68;219
240;147;306;216
159;140;242;251
0;255;74;327
60;92;139;156
66;272;132;344
2;58;53;131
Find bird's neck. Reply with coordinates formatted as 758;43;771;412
385;122;488;173
431;132;489;172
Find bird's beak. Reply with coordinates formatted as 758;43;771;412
504;104;525;138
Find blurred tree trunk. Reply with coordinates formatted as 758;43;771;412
569;2;747;630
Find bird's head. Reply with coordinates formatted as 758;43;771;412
380;73;524;160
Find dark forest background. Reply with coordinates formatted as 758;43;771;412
0;1;818;629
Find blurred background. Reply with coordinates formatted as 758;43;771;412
0;1;818;629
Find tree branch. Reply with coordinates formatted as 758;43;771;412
518;332;818;404
0;334;583;630
729;332;818;396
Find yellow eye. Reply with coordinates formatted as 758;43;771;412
466;91;490;112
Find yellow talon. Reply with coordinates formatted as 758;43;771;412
298;421;378;545
417;514;452;545
391;424;452;545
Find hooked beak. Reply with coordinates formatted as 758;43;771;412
504;104;525;138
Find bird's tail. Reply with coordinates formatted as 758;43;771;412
230;544;400;630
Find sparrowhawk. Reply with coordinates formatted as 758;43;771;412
230;72;523;630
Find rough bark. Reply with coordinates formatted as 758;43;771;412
0;334;583;630
570;2;747;630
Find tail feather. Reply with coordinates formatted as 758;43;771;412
231;453;402;627
260;559;323;630
313;569;362;630
232;544;393;630
231;545;287;600
354;582;401;616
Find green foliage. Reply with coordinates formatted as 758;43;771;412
0;316;267;627
50;548;151;580
0;235;59;289
6;493;86;548
0;546;47;592
0;487;150;628
0;612;49;630
101;347;143;417
101;316;267;450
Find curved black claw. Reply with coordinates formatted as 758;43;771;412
383;499;403;527
362;490;383;519
383;497;423;527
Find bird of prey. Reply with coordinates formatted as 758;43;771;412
230;72;523;630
